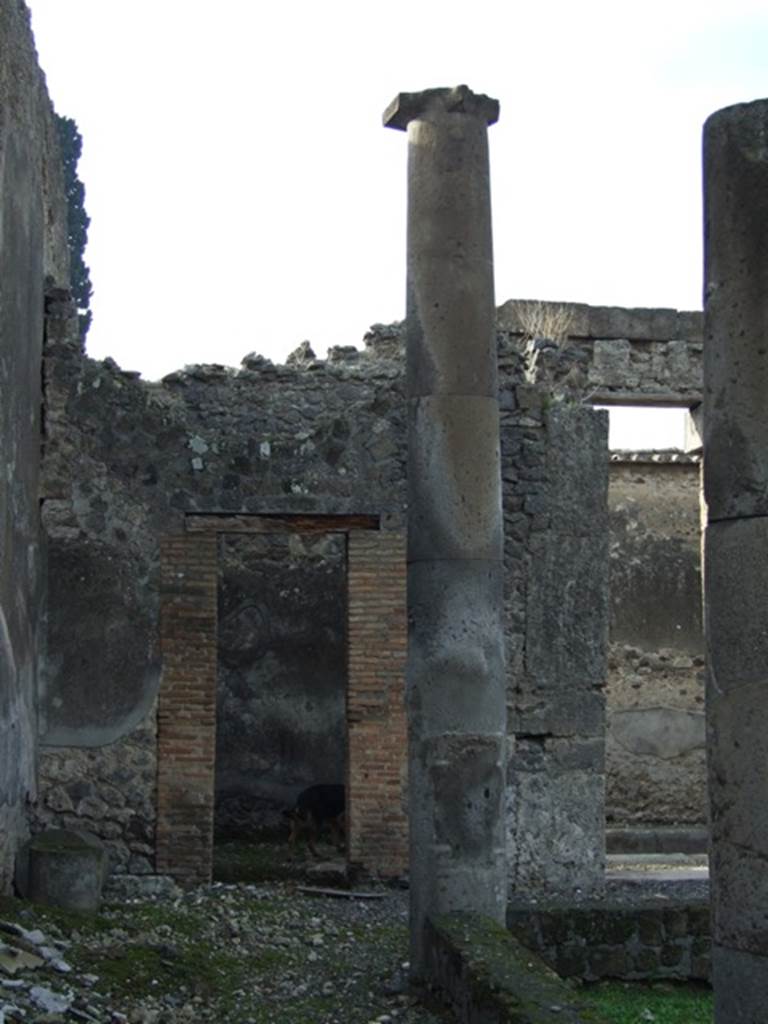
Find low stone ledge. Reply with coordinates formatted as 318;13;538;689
606;825;709;855
424;911;608;1023
507;897;710;983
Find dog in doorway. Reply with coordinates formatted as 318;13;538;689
285;784;345;858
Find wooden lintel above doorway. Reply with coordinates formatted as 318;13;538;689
185;513;380;535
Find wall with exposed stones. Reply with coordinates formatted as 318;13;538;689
0;2;712;894
34;291;705;880
606;455;705;830
36;301;616;881
37;317;410;873
497;299;703;405
0;0;68;892
503;388;609;894
508;895;710;982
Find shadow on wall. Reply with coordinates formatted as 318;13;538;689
214;532;347;838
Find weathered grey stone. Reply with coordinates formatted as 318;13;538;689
525;531;608;689
590;339;632;387
605;456;706;829
610;708;705;759
704;100;768;521
703;97;768;1023
409;735;507;939
505;397;608;896
407;396;502;562
507;770;605;894
408;560;504;734
386;88;498;400
711;945;768;1024
386;85;506;980
20;829;108;912
706;517;768;698
0;0;69;893
496;300;703;402
509;691;606;737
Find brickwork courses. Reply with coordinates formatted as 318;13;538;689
156;533;218;884
346;530;408;876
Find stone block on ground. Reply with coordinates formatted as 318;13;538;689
17;829;108;912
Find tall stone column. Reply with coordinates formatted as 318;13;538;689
703;98;768;1022
384;86;506;979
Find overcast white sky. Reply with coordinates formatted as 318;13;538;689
25;1;768;444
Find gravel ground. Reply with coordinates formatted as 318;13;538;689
0;876;453;1024
1;841;710;1024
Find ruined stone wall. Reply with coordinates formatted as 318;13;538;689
0;0;68;891
497;299;702;405
503;376;610;894
37;324;408;872
38;311;612;879
606;455;705;828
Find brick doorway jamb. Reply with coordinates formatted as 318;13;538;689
156;513;408;885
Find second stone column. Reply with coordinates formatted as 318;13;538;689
384;85;507;979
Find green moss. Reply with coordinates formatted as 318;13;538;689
430;912;610;1023
583;980;713;1024
104;902;208;940
0;893;106;937
213;839;313;884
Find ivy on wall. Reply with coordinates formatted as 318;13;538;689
55;113;92;340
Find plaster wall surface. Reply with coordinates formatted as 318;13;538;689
0;0;67;891
606;458;705;828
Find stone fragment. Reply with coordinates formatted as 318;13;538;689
29;985;72;1014
0;943;44;974
610;707;705;759
19;829;108;912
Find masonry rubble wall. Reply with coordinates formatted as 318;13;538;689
37;297;702;880
37;303;613;880
497;299;703;404
606;455;705;831
37;322;409;872
0;0;68;892
503;379;610;894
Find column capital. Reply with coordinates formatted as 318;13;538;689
383;85;499;131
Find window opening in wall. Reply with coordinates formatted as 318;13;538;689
213;531;347;880
598;405;692;452
602;415;707;862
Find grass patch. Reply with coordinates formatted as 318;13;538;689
85;941;253;1001
0;893;107;937
213;837;337;884
584;981;713;1023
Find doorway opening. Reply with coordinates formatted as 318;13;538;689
598;406;706;856
214;531;347;868
156;514;408;885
